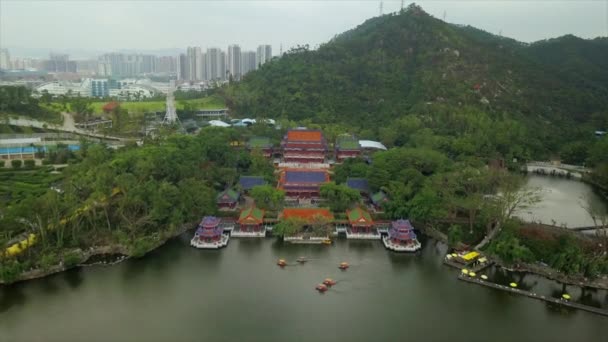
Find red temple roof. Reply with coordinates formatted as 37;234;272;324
281;208;334;221
287;130;322;142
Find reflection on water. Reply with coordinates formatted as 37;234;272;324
1;237;607;341
518;175;607;228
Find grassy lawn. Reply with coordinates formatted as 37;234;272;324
89;96;225;114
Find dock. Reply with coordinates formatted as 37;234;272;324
458;274;608;317
444;258;494;273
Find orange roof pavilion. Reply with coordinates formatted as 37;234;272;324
286;130;323;142
281;208;334;221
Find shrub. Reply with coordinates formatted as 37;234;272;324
39;252;59;270
11;159;22;168
0;160;4;168
63;251;83;268
42;159;52;165
23;159;36;169
0;260;24;283
130;237;157;258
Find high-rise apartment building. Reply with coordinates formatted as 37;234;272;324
186;47;200;81
205;48;226;81
0;49;10;70
227;45;242;81
177;54;187;81
256;45;272;68
157;56;177;74
44;53;77;73
97;53;157;77
241;51;257;76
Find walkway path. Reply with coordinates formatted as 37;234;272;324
458;274;608;317
6;113;129;142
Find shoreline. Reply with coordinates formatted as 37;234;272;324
1;224;192;286
3;224;607;291
417;225;608;291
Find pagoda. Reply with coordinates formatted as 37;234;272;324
190;216;229;249
382;219;421;252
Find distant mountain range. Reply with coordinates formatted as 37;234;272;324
225;4;608;131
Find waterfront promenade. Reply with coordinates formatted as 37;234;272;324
458;274;608;317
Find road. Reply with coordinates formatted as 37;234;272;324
6;113;128;141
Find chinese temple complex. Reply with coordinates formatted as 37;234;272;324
281;129;327;164
278;169;330;199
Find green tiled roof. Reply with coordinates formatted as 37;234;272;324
239;206;265;223
347;207;372;224
371;191;388;204
217;189;239;202
336;136;360;150
248;136;273;148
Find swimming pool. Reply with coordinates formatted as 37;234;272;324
0;145;80;155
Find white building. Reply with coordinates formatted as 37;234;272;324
241;51;257;76
34;80;91;97
256;45;272;68
227;45;242;81
0;49;11;70
109;84;156;100
205;48;226;81
186;47;204;81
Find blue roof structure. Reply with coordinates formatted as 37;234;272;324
388;219;417;241
285;170;327;183
239;176;266;190
346;178;369;193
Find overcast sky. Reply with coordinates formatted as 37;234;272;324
1;0;607;58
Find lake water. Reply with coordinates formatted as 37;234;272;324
519;175;607;228
1;235;607;342
1;174;607;341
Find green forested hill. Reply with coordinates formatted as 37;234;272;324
224;4;608;157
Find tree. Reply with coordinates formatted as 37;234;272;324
447;225;463;247
274;217;305;237
319;182;361;212
476;174;542;249
579;193;608;254
309;214;331;237
250;185;285;211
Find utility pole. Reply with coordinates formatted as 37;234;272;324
443;10;447;21
379;1;383;16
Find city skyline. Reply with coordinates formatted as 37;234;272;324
1;1;606;58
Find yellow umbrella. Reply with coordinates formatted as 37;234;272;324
509;282;518;288
469;272;476;277
461;269;469;275
480;275;488;280
562;294;571;300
